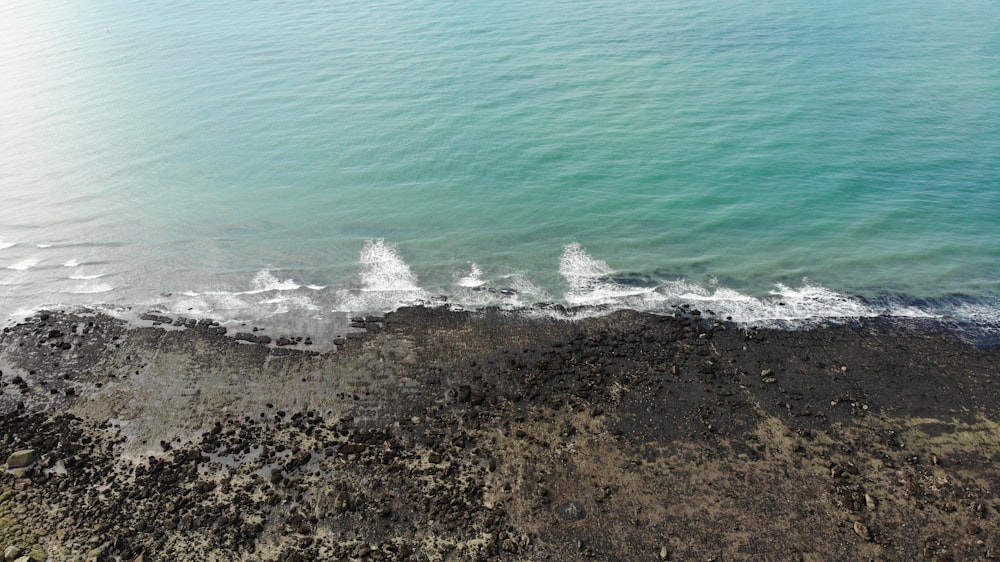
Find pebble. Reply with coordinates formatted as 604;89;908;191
852;521;872;541
556;501;586;521
4;546;22;562
865;493;877;510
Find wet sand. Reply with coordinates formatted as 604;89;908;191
1;307;998;561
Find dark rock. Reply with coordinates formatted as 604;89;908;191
140;314;173;324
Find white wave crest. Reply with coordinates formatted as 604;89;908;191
0;240;16;250
458;263;485;288
559;243;655;305
70;273;104;280
63;259;81;267
248;270;301;294
179;270;303;298
359;239;420;292
7;258;39;271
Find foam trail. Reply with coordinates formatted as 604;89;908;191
62;282;115;294
7;258;39;271
359;239;419;291
180;270;302;297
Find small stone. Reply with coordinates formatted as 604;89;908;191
659;546;670;560
6;449;37;469
333;490;350;513
853;521;872;541
556;500;586;521
4;546;22;562
865;493;877;509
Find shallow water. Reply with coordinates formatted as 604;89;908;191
1;0;998;329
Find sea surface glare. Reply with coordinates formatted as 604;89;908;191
1;0;998;330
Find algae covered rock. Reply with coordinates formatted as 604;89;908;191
5;450;36;470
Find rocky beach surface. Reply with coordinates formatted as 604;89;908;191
1;306;998;561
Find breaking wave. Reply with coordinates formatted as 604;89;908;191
358;239;420;292
7;258;39;271
4;239;996;335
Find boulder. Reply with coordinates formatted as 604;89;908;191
6;449;36;469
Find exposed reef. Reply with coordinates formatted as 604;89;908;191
1;307;998;561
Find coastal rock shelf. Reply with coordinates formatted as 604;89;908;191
1;308;998;561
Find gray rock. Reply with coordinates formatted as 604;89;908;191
333;490;350;513
6;449;36;469
852;521;872;541
4;545;22;562
556;500;586;521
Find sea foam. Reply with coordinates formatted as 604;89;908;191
560;243;656;306
458;263;485;288
7;258;39;271
359;239;420;292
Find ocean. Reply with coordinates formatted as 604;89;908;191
2;0;998;332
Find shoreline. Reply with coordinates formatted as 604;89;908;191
1;306;998;560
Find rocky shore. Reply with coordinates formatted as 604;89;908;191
1;306;998;561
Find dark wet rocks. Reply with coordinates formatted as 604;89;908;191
1;308;999;561
139;313;173;325
138;311;327;350
350;316;385;330
234;332;272;345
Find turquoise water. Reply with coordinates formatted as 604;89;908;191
1;0;998;327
